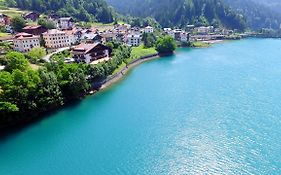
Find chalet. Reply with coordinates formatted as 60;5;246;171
56;17;75;30
180;32;189;42
144;26;154;33
13;32;40;52
126;34;141;46
22;25;47;36
0;14;11;26
72;43;112;64
23;12;40;21
100;32;117;43
80;33;103;44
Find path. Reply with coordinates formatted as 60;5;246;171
42;47;70;62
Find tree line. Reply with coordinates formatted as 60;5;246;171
0;44;131;128
5;0;114;23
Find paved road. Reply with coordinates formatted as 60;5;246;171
42;47;70;62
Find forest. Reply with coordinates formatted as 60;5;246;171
5;0;114;23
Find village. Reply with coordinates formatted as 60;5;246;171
0;11;243;67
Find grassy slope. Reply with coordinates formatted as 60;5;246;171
111;45;157;75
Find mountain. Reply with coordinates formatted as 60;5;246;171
106;0;247;31
5;0;114;23
224;0;281;30
254;0;281;15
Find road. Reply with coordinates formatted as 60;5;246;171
42;47;70;62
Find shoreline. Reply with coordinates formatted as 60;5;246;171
92;53;160;93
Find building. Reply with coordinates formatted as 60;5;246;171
23;12;40;21
180;32;189;42
55;17;75;30
0;14;11;26
126;34;141;46
195;26;214;35
13;32;40;52
72;43;112;64
100;32;117;43
144;26;154;33
81;33;103;44
43;29;71;49
22;25;47;36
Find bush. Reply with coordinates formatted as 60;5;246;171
155;36;176;54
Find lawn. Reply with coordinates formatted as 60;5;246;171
110;45;157;75
129;45;157;62
0;32;11;37
0;7;28;17
191;41;210;48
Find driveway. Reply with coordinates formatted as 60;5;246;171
42;47;70;62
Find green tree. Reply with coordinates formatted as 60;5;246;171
142;33;157;48
155;36;177;54
38;18;55;29
11;16;26;32
26;47;46;64
5;52;29;72
37;69;64;111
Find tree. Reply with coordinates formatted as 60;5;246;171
38;18;55;29
142;33;157;48
155;36;177;54
26;47;46;64
11;16;26;32
37;69;64;111
5;52;29;72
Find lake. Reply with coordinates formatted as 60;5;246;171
1;38;281;174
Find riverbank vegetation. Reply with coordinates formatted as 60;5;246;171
190;41;210;48
0;44;133;128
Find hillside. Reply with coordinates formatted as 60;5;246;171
106;0;247;31
224;0;281;30
5;0;114;23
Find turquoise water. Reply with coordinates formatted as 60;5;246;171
1;39;281;174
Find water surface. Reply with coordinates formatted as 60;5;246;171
1;39;281;174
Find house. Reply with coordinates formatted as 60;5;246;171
55;17;75;30
81;33;103;44
72;43;112;64
0;14;11;26
173;29;183;41
65;29;78;45
43;29;71;49
100;32;117;43
23;12;40;21
195;26;214;35
180;32;189;42
13;32;40;52
144;26;154;33
126;34;141;46
22;25;47;36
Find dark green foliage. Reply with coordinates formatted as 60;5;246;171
106;0;246;31
89;45;131;81
155;36;177;54
11;16;26;32
142;33;157;48
10;0;114;23
5;52;29;72
224;0;281;30
38;18;55;29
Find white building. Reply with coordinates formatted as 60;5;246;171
126;34;141;46
13;32;40;52
43;29;71;49
180;32;189;42
195;26;214;35
144;26;154;33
